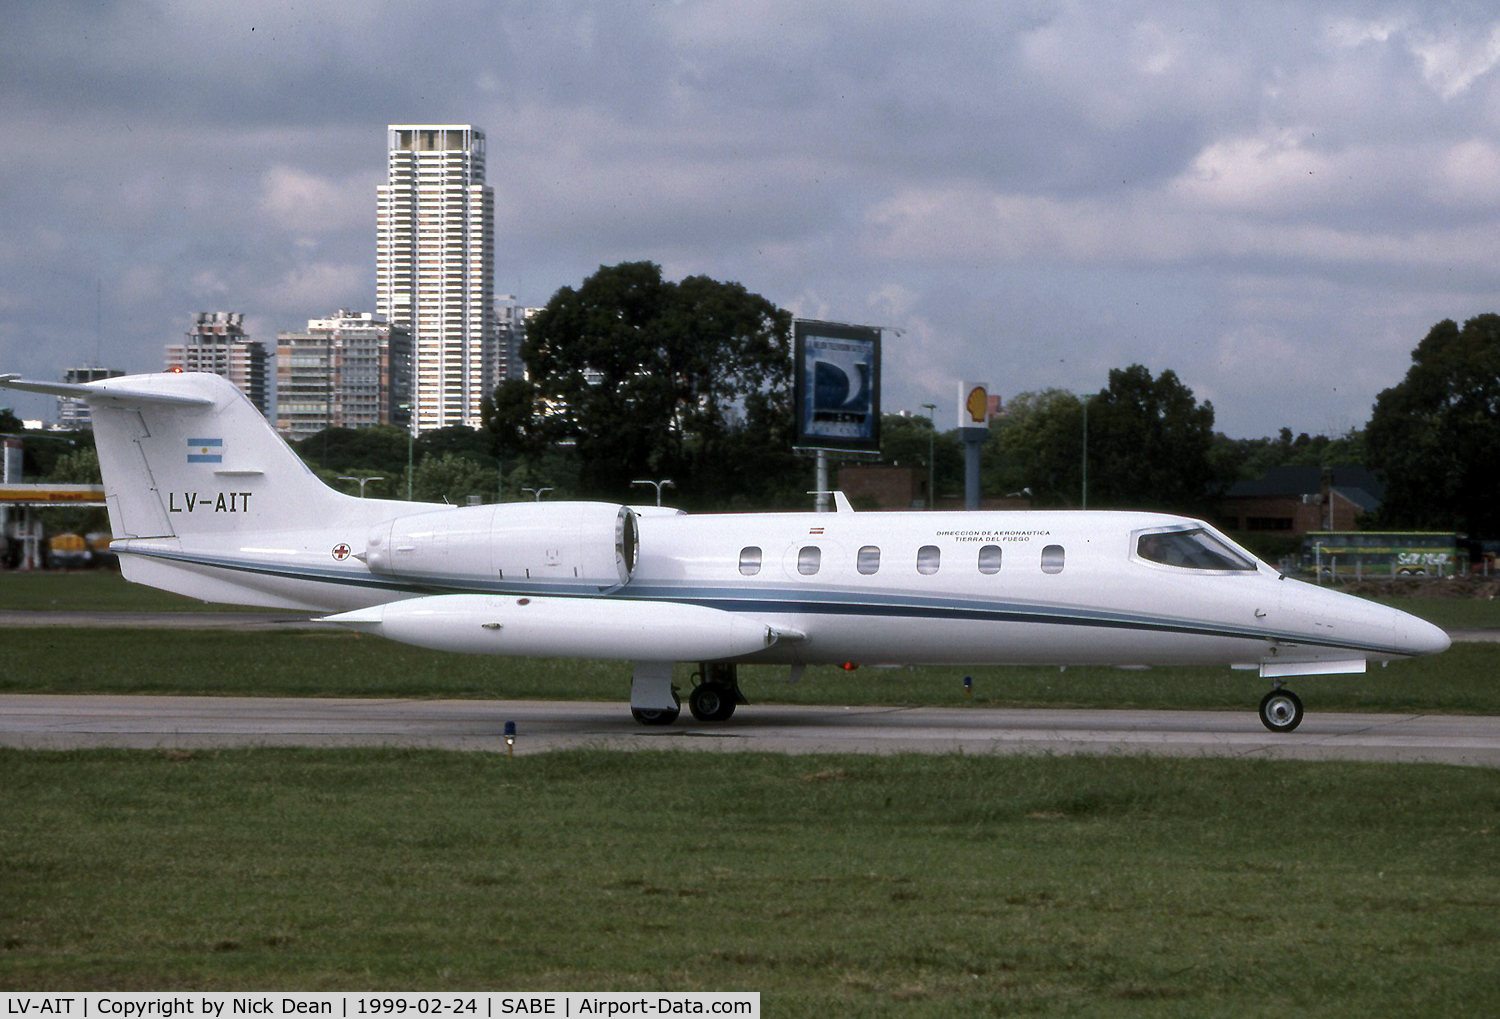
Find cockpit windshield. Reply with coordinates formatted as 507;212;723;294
1136;528;1257;572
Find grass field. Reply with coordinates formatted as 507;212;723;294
2;571;1497;1010
1;626;1497;717
3;748;1497;1015
0;571;255;613
1377;595;1500;630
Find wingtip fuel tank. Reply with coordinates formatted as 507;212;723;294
319;593;785;662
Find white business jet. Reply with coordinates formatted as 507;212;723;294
1;370;1450;732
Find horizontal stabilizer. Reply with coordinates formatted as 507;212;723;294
0;374;213;406
320;594;787;661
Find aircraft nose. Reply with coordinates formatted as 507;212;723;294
1280;581;1451;660
1396;610;1451;657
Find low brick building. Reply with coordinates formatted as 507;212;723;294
1221;466;1383;535
837;465;928;510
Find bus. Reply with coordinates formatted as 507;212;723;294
1301;532;1462;579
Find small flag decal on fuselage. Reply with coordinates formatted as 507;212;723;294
187;437;224;463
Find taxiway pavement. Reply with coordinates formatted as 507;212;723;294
2;694;1497;767
3;609;1495;766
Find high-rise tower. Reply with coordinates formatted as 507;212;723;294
377;125;495;432
165;312;269;416
275;310;412;441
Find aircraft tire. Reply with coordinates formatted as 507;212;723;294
1258;688;1304;733
631;705;681;726
689;682;737;722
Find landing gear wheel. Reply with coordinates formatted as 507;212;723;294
689;682;737;722
1259;688;1304;733
631;704;680;726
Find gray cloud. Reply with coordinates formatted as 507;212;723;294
2;0;1499;438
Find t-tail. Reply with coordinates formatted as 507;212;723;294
0;370;429;609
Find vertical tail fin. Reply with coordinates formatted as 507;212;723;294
97;372;357;538
2;371;354;539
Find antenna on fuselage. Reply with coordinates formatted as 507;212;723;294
807;490;855;513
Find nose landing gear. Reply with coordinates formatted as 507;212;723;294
1258;686;1304;733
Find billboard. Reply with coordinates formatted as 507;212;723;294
793;320;881;453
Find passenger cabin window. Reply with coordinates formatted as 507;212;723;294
1137;528;1256;571
978;545;1002;575
857;545;881;575
738;546;762;576
798;546;821;576
917;545;941;575
1040;545;1066;574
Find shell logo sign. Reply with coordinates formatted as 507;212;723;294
964;385;988;424
958;381;991;428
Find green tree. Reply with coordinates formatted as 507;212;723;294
984;389;1088;506
1367;314;1500;535
46;446;102;484
293;425;412;479
879;413;963;502
418;425;495;468
1213;427;1368;482
483;379;548;462
40;445;107;535
500;457;571;503
1085;365;1223;515
11;430;90;479
410;453;499;506
989;369;1222;515
494;262;798;506
0;407;21;433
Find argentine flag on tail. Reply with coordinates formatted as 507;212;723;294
187;437;223;463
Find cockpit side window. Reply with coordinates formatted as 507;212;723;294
1136;528;1256;571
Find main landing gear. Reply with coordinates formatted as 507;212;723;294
629;661;745;726
687;662;745;722
1258;685;1304;733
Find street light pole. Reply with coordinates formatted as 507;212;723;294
631;479;675;506
921;403;936;510
397;403;414;501
1081;393;1101;510
1082;396;1088;511
338;475;386;498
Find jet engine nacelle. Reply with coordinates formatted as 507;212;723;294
365;501;637;590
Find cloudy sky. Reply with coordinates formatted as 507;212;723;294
3;0;1499;437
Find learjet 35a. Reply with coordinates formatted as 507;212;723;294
0;370;1450;732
